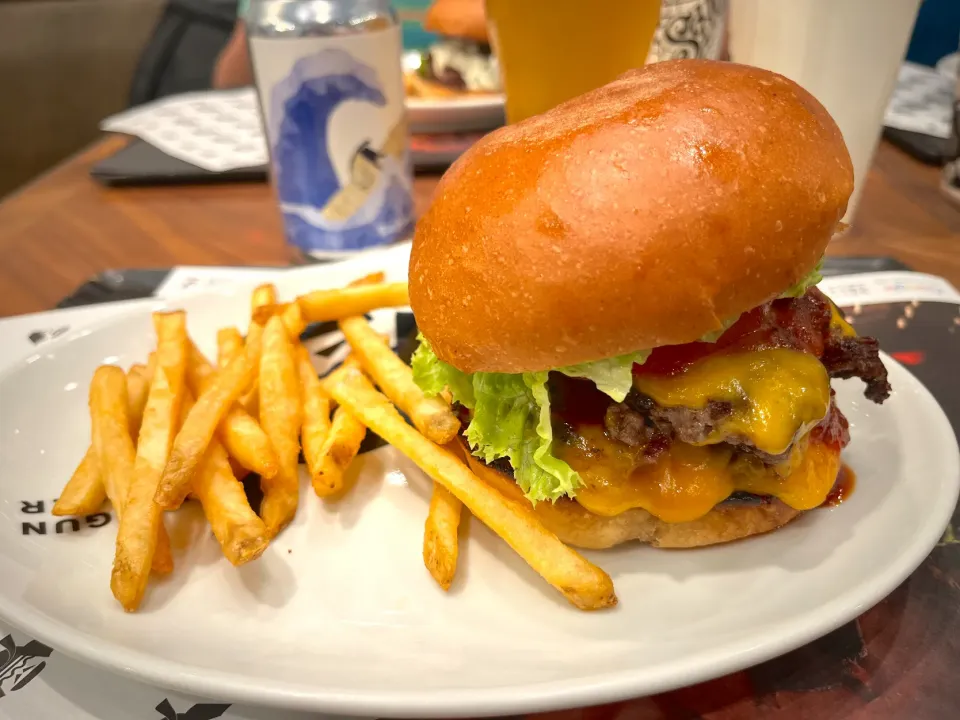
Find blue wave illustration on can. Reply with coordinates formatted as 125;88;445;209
267;48;413;254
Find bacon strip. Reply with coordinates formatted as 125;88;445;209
633;287;890;404
821;333;891;403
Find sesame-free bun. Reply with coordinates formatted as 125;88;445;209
409;60;853;374
423;0;489;44
461;441;807;549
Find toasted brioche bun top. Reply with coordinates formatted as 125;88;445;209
424;0;489;44
409;60;854;374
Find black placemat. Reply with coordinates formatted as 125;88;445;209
56;256;911;310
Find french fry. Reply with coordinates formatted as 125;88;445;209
156;343;257;509
240;384;260;419
327;367;617;611
350;271;386;286
111;311;188;611
402;71;417;97
423;482;463;591
217;327;244;369
281;301;305;340
196;440;271;566
185;342;216;394
54;365;153;517
90;367;133;510
242;283;277;404
313;406;367;497
295;345;333;495
339;314;459;444
259;315;302;537
250;303;280;326
131;360;157;436
252;301;307;341
186;343;279;479
125;364;150;437
143;350;174;576
221;409;279;479
319;354;363;399
311;353;366;497
52;447;103;517
251;283;278;311
143;352;159;405
405;71;459;99
246;284;276;358
181;391;270;566
297;282;409;323
89;364;173;576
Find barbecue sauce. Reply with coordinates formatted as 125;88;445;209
822;464;856;507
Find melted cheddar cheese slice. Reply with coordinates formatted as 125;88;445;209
555;343;844;523
732;439;840;510
558;431;734;522
558;426;840;523
632;348;831;456
830;302;857;337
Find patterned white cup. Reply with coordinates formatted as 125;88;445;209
647;0;729;63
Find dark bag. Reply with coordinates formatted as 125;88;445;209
129;0;238;107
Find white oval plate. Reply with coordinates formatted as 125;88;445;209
0;264;957;718
406;93;504;133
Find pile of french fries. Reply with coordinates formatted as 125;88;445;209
403;71;461;100
54;272;617;612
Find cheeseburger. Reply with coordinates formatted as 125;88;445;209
409;60;891;550
409;0;500;96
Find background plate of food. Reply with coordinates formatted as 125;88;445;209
402;0;505;132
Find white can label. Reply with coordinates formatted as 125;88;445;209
250;26;413;254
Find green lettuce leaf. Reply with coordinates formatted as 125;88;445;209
465;371;581;502
464;372;532;463
524;373;582;500
557;351;650;403
780;258;824;298
411;338;584;502
411;336;475;407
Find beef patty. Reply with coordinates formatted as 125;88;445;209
553;287;883;467
458;289;884;498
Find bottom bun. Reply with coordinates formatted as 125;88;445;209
459;439;805;550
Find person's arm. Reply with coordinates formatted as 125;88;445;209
212;3;253;89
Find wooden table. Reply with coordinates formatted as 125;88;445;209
0;136;957;318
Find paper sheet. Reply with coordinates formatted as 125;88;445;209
101;89;268;172
884;61;955;140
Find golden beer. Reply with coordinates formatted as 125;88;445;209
486;0;662;123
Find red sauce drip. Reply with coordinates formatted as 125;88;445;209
822;464;856;507
810;395;851;451
633;289;834;378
